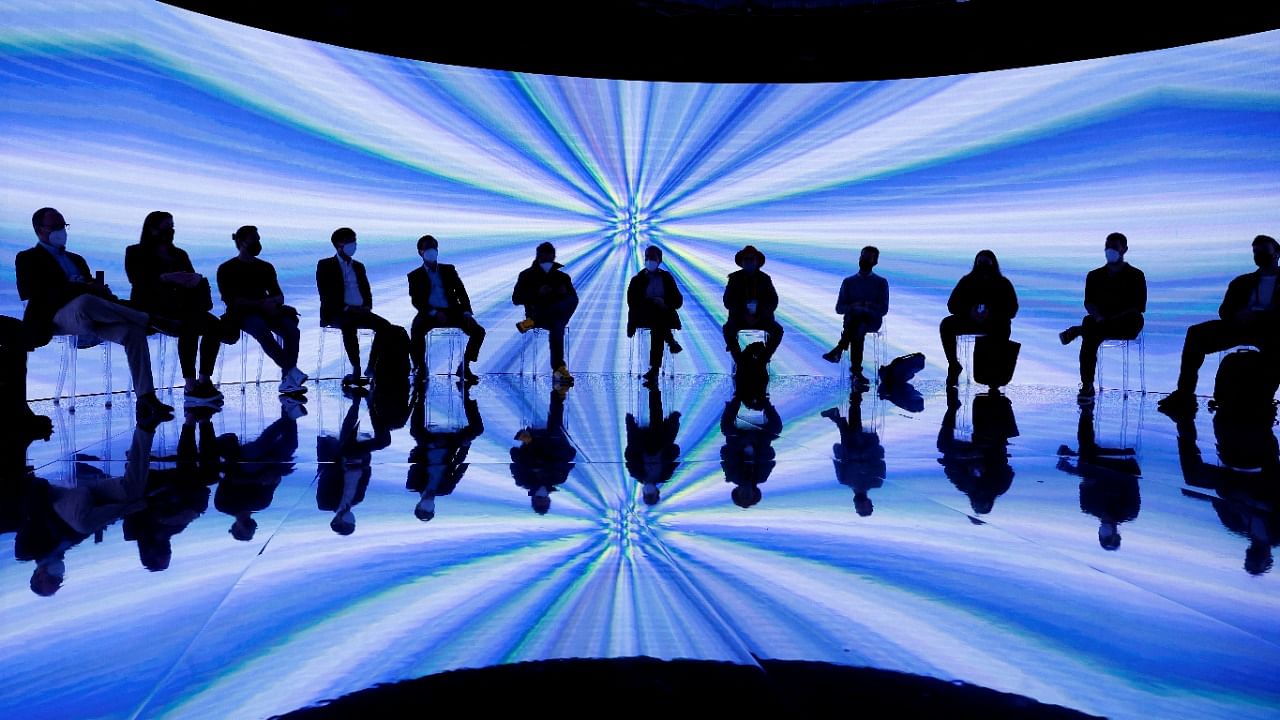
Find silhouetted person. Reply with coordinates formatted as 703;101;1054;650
1159;235;1279;419
626;245;685;383
407;384;484;521
17;207;174;421
217;225;307;395
823;246;888;389
721;359;783;509
1176;408;1279;575
317;388;392;535
1058;233;1147;404
625;382;681;506
1055;403;1142;550
408;235;485;385
123;421;218;572
937;389;1018;516
0;315;52;447
214;399;303;541
722;245;782;364
822;391;885;517
513;242;579;386
940;250;1018;387
510;388;576;514
126;211;224;406
317;227;394;387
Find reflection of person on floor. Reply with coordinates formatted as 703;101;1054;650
626;245;685;384
510;389;576;514
17;207;174;421
512;242;579;386
408;385;484;521
1159;235;1280;419
408;235;485;385
822;391;884;517
1055;403;1142;550
937;389;1018;516
939;250;1018;388
215;399;303;541
317;390;392;535
124;418;221;572
0;314;52;449
822;246;888;390
1176;409;1280;575
720;365;783;509
625;383;681;506
1058;232;1146;404
15;424;152;595
722;245;783;364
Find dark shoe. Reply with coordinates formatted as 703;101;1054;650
820;407;840;420
822;349;841;364
1157;391;1197;419
668;339;683;355
457;365;480;385
184;380;224;407
139;392;174;413
1059;328;1079;345
946;387;961;410
852;371;871;389
642;367;660;382
136;393;174;424
946;363;962;388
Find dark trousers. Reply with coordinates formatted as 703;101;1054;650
939;315;1010;367
1175;318;1278;394
528;299;577;370
1077;314;1143;385
635;325;675;370
835;313;883;369
410;311;486;371
240;310;300;372
330;308;393;374
166;312;222;380
723;317;783;359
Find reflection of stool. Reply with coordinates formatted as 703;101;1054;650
216;331;268;392
957;333;979;386
1097;332;1145;396
51;333;113;412
317;326;375;379
518;326;570;377
732;329;770;372
424;328;467;376
627;328;676;378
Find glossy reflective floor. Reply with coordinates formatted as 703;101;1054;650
1;372;1277;720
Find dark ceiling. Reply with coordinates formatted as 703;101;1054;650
161;0;1280;82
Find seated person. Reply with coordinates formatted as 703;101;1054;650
126;211;224;406
939;250;1019;387
822;245;888;388
626;245;684;383
512;241;579;385
317;227;393;386
1059;232;1146;403
722;245;783;363
216;225;307;395
16;207;173;421
407;234;485;385
1158;235;1279;418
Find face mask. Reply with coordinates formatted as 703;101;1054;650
47;229;67;248
539;261;553;273
422;248;438;263
858;260;874;273
644;260;659;272
1105;249;1122;264
343;242;357;258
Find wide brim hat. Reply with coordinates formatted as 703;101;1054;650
734;245;765;268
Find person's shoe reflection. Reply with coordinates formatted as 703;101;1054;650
823;390;884;516
721;365;783;509
408;384;484;521
510;389;575;514
1055;403;1142;551
938;388;1018;517
626;383;681;506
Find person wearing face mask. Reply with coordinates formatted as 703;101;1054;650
125;211;225;407
512;241;579;385
939;250;1019;387
407;234;485;385
1158;234;1280;418
1057;233;1147;404
16;207;175;421
316;227;394;386
216;225;307;395
822;246;888;388
626;245;685;383
722;245;783;364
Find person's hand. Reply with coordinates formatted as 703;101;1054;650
971;306;988;322
538;285;552;296
650;297;666;309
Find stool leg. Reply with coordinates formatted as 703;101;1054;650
103;342;113;407
69;336;78;413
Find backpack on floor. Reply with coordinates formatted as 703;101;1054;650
368;324;411;386
878;352;926;387
1210;349;1279;417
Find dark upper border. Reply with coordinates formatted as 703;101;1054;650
160;0;1280;82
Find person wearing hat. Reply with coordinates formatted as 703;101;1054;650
512;241;579;385
626;245;684;382
722;245;783;362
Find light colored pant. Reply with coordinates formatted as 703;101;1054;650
53;294;154;395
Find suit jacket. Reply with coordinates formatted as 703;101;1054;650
407;263;473;316
15;245;96;347
1220;270;1280;327
722;269;779;323
316;255;373;327
626;269;684;335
